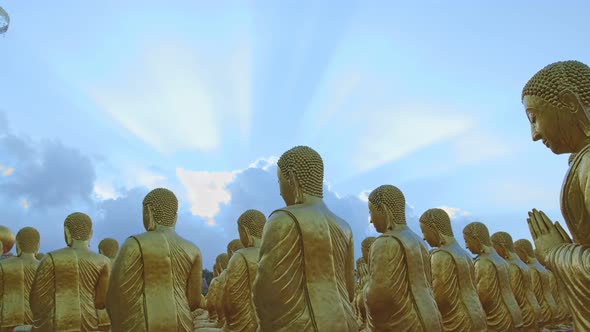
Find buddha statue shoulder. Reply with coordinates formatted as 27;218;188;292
0;227;40;331
521;60;590;331
106;188;202;332
30;212;110;332
419;208;487;332
252;146;357;332
364;186;443;332
463;222;523;332
491;232;542;332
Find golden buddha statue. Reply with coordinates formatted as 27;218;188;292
0;226;15;259
106;188;203;332
252;146;358;332
0;227;40;331
354;236;375;330
98;237;119;263
545;267;572;327
29;212;110;332
196;253;229;331
419;208;487;332
462;222;523;331
490;231;542;331
34;253;44;260
513;239;559;328
227;239;244;259
521;60;590;331
364;185;443;332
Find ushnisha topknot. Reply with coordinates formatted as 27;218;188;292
143;188;178;226
16;226;40;253
64;212;92;241
237;209;266;238
277;146;324;198
522;60;590;109
419;208;454;237
368;185;406;224
491;232;515;252
99;238;119;258
463;222;491;246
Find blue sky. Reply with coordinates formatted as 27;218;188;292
1;1;588;267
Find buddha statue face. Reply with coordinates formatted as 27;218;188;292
463;233;482;255
368;202;388;233
420;222;440;248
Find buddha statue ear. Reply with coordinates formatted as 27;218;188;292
380;203;393;230
559;89;590;136
287;171;304;204
16;241;21;256
64;226;73;247
145;205;157;231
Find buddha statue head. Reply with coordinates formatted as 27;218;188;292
237;209;266;248
64;212;93;247
367;185;406;233
0;225;15;254
142;188;178;231
216;253;229;273
522;60;590;155
419;208;454;247
361;236;376;261
514;239;536;264
15;226;40;256
490;231;515;259
462;222;492;255
98;238;119;259
276;146;324;206
227;239;244;259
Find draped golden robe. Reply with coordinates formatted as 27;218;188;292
430;243;486;332
221;248;259;332
505;257;542;331
364;226;443;332
0;256;39;330
354;258;369;326
253;204;357;332
106;230;202;332
474;252;523;331
30;248;110;332
546;270;571;324
527;261;559;327
206;277;221;322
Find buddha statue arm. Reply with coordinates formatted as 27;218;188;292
95;261;110;310
30;254;55;328
346;235;355;302
474;259;495;306
431;251;455;309
223;253;250;326
187;250;203;311
422;244;432;287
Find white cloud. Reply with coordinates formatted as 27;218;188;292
248;156;279;171
228;42;252;138
437;206;471;219
20;198;29;209
358;190;370;202
93;181;119;200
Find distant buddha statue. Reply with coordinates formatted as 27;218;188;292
34;253;44;260
513;239;559;328
364;185;443;332
419;208;486;332
29;212;110;332
98;238;119;263
253;146;357;332
462;222;523;331
196;253;229;331
227;239;244;259
491;231;542;331
520;60;590;330
107;188;203;332
355;236;375;330
0;226;15;259
0;227;40;331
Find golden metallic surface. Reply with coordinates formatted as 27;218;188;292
34;253;44;261
106;188;202;332
463;222;523;331
354;237;374;330
364;185;443;332
0;226;15;256
98;238;119;263
522;60;590;331
420;208;487;332
29;212;110;332
195;254;229;331
491;232;542;331
0;227;40;330
253;146;357;332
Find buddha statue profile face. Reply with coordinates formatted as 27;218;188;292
419;208;455;248
522;60;590;155
276;145;324;206
15;226;40;256
367;185;406;234
368;202;388;233
420;223;440;247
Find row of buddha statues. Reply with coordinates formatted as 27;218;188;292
0;59;588;332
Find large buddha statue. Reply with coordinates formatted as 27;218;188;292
419;208;486;332
354;236;375;330
252;146;357;332
196;253;229;330
98;238;119;263
0;227;40;331
364;185;443;332
490;231;542;331
513;239;559;328
521;60;590;330
0;226;15;259
30;212;110;332
534;250;572;327
462;222;523;331
106;188;203;332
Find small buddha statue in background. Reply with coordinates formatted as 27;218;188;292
514;239;559;329
491;231;542;331
196;253;229;331
227;239;244;259
98;238;119;263
0;227;40;331
364;185;443;331
355;236;375;330
419;208;486;332
0;226;15;259
30;212;110;332
463;222;523;331
107;188;203;332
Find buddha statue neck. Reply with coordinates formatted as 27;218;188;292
69;240;90;249
18;252;36;260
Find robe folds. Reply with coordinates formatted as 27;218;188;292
0;256;39;329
